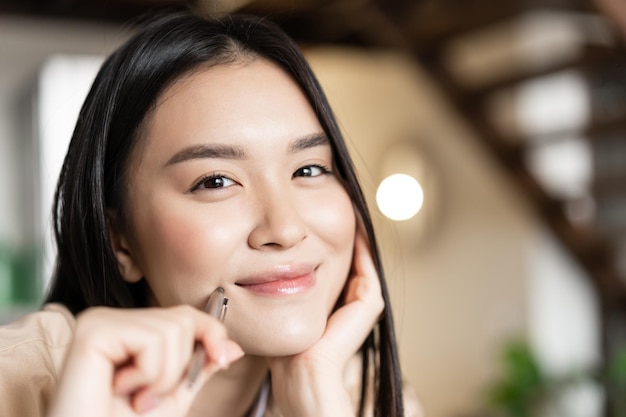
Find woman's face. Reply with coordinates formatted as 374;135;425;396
118;58;356;356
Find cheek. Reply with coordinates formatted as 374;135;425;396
306;186;356;249
304;187;356;304
131;198;247;305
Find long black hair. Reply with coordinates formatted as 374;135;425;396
44;11;404;417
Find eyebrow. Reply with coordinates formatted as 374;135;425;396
165;132;329;167
288;133;329;153
165;143;246;166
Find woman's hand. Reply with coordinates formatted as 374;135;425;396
47;305;243;417
267;225;385;416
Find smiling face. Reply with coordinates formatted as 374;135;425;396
112;58;356;356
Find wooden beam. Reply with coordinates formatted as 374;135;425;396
454;45;624;107
0;0;189;23
417;46;626;305
396;0;595;54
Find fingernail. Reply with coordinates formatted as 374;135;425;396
210;343;228;369
217;342;244;369
230;342;245;359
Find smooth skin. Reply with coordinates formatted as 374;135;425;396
47;59;384;417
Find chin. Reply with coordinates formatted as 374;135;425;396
234;313;328;357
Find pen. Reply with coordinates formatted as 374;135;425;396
187;287;228;387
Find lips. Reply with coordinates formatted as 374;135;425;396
235;264;317;295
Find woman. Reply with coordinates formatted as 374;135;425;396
0;11;409;417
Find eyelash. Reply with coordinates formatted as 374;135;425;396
190;164;332;192
292;164;332;178
190;173;234;191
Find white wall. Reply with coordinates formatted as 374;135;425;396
0;14;128;248
37;55;105;286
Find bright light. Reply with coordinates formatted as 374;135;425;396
376;173;424;221
39;55;103;288
526;136;592;199
516;71;590;136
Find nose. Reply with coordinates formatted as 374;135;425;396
247;190;308;250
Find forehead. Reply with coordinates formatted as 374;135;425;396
126;58;326;177
144;58;321;149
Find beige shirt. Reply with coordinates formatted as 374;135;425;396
0;304;421;417
0;304;74;417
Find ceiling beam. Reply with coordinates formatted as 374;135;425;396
386;0;596;54
0;0;189;23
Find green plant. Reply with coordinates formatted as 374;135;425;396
488;340;548;417
488;339;626;417
606;347;626;417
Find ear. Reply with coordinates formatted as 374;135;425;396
107;210;143;283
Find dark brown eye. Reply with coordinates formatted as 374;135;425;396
192;175;235;191
293;164;330;178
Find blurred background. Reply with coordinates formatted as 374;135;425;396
1;0;626;416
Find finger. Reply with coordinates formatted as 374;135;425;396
111;312;187;396
129;339;244;414
130;306;242;396
113;365;144;396
144;307;203;395
347;230;383;306
112;306;228;397
202;337;245;370
109;324;166;394
322;232;384;359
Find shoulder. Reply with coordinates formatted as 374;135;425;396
0;303;75;361
0;303;75;417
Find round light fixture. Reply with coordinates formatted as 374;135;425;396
376;173;424;221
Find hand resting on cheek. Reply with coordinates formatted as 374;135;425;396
266;226;384;416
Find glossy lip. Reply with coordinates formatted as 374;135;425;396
235;263;317;295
